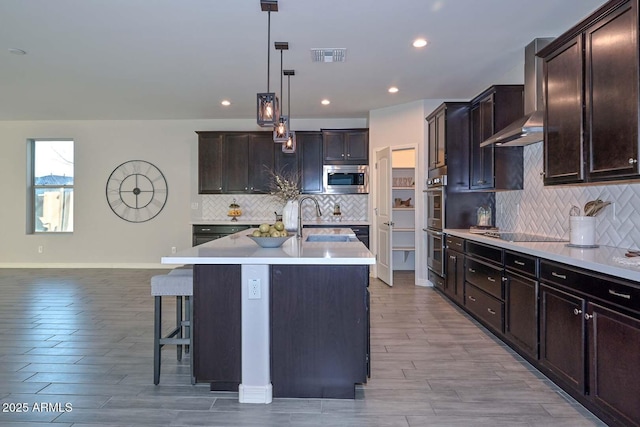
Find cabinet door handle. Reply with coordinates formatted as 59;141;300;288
487;308;496;315
468;295;476;302
468;268;476;273
585;313;593;320
201;228;211;231
551;272;567;280
341;153;345;157
456;242;462;247
487;276;496;282
477;180;486;184
573;308;582;315
347;153;351;157
629;158;638;164
218;187;222;190
449;255;456;260
514;260;525;266
608;289;631;300
502;277;508;282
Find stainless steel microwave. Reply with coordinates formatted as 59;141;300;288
323;165;369;194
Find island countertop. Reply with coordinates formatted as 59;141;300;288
162;227;375;265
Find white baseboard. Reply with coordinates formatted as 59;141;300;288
238;384;273;404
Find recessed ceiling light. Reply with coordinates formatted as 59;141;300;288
388;87;399;93
8;48;27;55
221;100;231;106
321;99;330;105
412;39;428;48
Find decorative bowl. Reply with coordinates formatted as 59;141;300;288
247;234;293;248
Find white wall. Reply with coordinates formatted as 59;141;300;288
0;118;366;267
369;100;444;286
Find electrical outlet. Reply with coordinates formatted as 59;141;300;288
38;245;43;254
171;246;177;254
191;202;199;210
248;279;261;300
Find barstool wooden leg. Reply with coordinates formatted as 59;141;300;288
153;295;161;385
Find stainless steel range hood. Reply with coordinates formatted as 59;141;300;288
481;38;553;147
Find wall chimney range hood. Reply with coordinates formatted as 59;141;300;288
481;38;553;147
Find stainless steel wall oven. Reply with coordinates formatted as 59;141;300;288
424;175;446;277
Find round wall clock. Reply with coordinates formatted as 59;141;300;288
105;160;168;223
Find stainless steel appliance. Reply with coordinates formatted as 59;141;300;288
424;174;447;277
322;165;369;194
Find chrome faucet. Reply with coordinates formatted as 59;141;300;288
297;196;322;238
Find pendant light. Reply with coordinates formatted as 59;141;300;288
273;42;289;142
282;69;296;153
257;0;279;127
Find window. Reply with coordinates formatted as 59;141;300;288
28;139;74;233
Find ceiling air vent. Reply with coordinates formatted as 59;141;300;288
311;48;346;63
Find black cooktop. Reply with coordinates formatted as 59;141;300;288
483;231;568;242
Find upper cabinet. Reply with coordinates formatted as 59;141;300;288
426;102;470;191
322;129;369;164
469;85;524;191
297;131;324;194
539;0;640;185
197;132;274;194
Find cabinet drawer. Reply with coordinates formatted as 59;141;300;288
446;235;465;252
465;283;504;333
429;269;445;292
466;258;503;299
193;224;251;235
505;251;537;277
466;240;503;265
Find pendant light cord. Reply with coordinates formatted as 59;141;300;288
267;10;271;92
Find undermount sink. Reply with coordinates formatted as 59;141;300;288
305;234;357;243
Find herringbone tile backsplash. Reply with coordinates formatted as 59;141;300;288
496;143;640;249
200;194;368;222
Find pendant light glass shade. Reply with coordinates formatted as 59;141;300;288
282;131;296;153
257;93;278;127
273;115;289;142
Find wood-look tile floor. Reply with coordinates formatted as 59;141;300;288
0;268;605;426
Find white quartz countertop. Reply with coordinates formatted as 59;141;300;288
163;227;375;265
191;219;370;226
446;229;640;283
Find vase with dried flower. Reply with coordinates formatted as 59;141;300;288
268;169;301;232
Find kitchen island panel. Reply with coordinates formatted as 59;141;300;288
270;264;369;398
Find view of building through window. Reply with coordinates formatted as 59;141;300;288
33;140;74;232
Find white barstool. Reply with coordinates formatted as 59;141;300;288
151;266;194;385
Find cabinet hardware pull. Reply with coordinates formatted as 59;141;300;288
477;180;486;184
585;313;593;320
487;308;496;315
347;153;351;157
551;272;567;280
629;158;638;164
468;296;476;302
487;277;496;282
608;289;631;299
218;187;222;190
341;153;345;157
573;308;582;315
201;228;211;231
502;277;508;282
449;256;456;260
468;268;476;273
514;260;525;266
456;242;462;247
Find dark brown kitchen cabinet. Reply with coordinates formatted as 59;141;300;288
539;284;586;394
197;131;274;194
469;85;524;191
298;131;324;193
504;251;539;359
539;0;640;185
542;36;585;184
426;103;470;191
322;129;369;164
587;302;640;427
198;132;224;193
445;235;465;306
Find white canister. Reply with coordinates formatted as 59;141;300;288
569;216;596;246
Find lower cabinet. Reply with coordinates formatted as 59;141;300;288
504;270;538;359
445;236;465;306
587;302;640;426
465;283;504;333
539;284;586;394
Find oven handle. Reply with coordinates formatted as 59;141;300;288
424;229;443;236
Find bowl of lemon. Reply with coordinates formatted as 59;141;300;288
247;221;293;248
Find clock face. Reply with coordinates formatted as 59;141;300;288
106;160;168;223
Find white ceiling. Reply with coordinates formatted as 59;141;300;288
1;0;605;121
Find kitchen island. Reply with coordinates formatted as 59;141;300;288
161;227;375;403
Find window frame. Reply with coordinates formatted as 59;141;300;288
27;138;75;234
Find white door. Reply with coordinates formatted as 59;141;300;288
376;147;393;286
